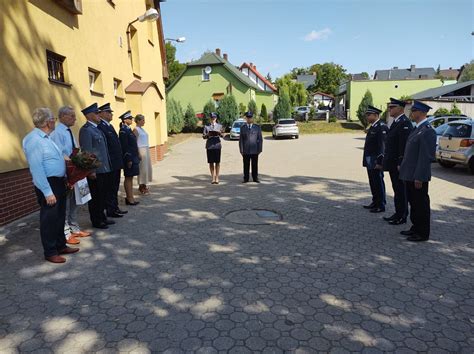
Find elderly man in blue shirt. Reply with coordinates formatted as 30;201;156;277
23;107;80;263
50;105;91;245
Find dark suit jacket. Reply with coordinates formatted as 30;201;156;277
119;125;140;164
383;114;413;170
363;120;388;169
98;120;124;171
239;124;263;155
79;121;111;174
399;121;436;182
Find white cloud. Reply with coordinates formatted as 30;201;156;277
303;28;332;42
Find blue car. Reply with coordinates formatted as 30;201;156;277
229;119;246;140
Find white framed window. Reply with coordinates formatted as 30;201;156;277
202;69;210;81
88;71;95;91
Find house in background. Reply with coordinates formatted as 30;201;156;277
411;80;474;117
0;0;168;225
167;49;278;114
374;65;436;80
311;92;334;109
439;67;460;81
336;78;446;121
239;62;277;94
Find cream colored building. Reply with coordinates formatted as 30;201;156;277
0;0;169;224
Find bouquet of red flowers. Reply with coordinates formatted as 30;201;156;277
66;148;101;188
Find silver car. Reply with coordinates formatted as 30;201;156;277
436;119;474;174
273;119;299;139
229;119;246;140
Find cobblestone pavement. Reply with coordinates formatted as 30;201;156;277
1;134;473;353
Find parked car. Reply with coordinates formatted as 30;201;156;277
434;122;451;148
436;119;474;174
428;115;468;128
229;119;246;140
273;119;299;139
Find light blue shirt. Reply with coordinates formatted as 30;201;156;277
23;128;66;197
50;122;77;158
416;118;428;128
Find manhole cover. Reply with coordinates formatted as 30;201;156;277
225;209;282;225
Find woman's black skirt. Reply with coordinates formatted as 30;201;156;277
206;149;221;164
124;162;140;177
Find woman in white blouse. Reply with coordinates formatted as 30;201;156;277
133;114;152;195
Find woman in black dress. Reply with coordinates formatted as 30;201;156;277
203;112;224;184
119;111;140;205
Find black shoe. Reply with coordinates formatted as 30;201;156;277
242;180;249;184
107;212;123;218
116;209;128;214
363;203;376;209
253;179;260;183
383;214;398;221
104;219;115;225
406;235;429;242
400;229;415;236
389;218;407;225
370;207;385;213
125;199;140;206
92;223;109;229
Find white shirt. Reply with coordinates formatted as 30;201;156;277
394;114;404;123
416;118;428;128
372;119;380;127
135;126;149;148
100;119;111;126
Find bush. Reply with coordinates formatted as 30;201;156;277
238;102;247;116
328;116;337;123
260;103;268;121
450;102;462;115
309;106;316;120
248;99;258;116
166;98;185;134
273;87;291;122
183;103;198;132
217;94;239;127
357;90;373;128
434;107;450;116
202;99;216;125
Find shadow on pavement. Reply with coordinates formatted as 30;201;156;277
0;174;473;352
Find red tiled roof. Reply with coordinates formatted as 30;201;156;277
239;63;277;93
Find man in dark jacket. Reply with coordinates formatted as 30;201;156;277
98;103;128;218
362;105;388;213
399;101;436;242
239;111;263;183
383;98;413;225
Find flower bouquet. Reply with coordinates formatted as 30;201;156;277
66;148;101;188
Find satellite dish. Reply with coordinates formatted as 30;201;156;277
204;66;212;74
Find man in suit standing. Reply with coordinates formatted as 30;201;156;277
79;103;114;229
97;103;128;218
383;98;413;225
239;111;263;183
362;105;388;213
399;101;436;242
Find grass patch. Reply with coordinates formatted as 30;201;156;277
297;121;364;134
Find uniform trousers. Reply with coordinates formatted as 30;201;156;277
34;177;67;257
406;181;430;239
388;167;408;218
367;168;386;208
243;154;259;181
87;172;111;225
106;169;121;215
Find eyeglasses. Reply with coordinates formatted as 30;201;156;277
48;117;58;122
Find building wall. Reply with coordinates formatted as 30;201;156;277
347;79;445;120
0;0;168;225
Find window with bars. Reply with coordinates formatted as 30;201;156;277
47;50;66;83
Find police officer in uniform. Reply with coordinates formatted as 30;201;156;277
383;98;413;225
362;105;388;213
79;103;114;229
97;103;128;218
399;101;436;242
239;111;263;183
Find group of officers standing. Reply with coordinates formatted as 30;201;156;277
23;103;148;263
362;98;437;242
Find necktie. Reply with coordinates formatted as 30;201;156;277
67;128;76;149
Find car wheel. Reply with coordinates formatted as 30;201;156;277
295;135;299;139
439;161;456;168
468;157;474;175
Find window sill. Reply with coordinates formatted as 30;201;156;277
202;79;210;82
48;78;72;88
90;90;105;97
133;73;142;80
115;96;125;102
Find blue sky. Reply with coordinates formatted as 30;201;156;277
161;0;473;79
